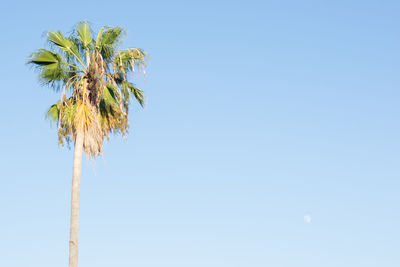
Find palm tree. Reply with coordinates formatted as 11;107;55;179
28;22;147;267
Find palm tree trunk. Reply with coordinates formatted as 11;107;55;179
69;130;84;267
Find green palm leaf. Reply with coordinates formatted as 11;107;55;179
122;81;145;107
46;101;61;122
103;84;120;106
29;49;62;65
47;31;85;67
28;49;69;86
96;26;125;61
115;48;146;75
76;21;93;50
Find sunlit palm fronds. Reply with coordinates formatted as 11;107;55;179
28;22;147;157
95;26;125;62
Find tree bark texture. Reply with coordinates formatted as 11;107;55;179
69;130;84;267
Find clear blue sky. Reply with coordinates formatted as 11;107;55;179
0;0;399;266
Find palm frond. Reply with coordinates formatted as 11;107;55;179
28;49;70;87
46;101;61;122
114;48;146;76
47;31;85;67
96;26;125;61
103;84;120;106
74;101;92;130
60;98;77;132
29;49;62;66
122;81;145;107
75;21;93;50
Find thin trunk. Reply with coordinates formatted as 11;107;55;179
69;130;84;267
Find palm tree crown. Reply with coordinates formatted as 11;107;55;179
28;22;147;156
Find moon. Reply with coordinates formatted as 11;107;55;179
304;215;311;223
